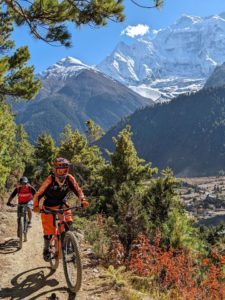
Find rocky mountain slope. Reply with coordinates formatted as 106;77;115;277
14;57;152;142
98;13;225;99
204;62;225;89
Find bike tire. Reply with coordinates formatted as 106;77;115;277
24;213;28;242
18;219;23;249
24;231;28;242
49;236;60;270
63;231;82;293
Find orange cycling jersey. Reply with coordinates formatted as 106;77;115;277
33;174;85;208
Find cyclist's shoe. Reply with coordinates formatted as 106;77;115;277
27;221;32;228
7;202;15;207
43;249;51;262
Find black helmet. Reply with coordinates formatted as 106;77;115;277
19;176;29;185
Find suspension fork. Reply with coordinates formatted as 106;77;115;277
52;215;63;258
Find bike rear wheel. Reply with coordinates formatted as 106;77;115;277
49;236;60;270
63;231;82;293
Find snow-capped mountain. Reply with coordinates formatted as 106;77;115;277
98;13;225;99
14;56;152;142
35;56;97;100
38;56;95;80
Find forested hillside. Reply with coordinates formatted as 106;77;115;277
98;86;225;177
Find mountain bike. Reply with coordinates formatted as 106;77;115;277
17;203;30;249
41;204;82;294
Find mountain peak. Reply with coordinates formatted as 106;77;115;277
174;14;202;28
38;56;95;80
57;56;86;67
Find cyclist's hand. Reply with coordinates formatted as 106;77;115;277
33;206;40;213
7;202;15;207
81;200;89;209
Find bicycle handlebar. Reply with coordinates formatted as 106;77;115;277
40;205;82;215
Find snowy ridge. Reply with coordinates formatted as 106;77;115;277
38;56;97;81
98;12;225;99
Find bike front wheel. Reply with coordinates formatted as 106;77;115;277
49;236;60;270
23;213;28;242
18;218;23;249
63;231;82;293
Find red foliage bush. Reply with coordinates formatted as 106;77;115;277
128;230;225;300
108;237;125;267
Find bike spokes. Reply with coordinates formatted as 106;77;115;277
49;237;60;270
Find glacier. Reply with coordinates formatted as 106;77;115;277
98;13;225;100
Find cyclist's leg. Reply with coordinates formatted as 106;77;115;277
27;200;33;225
41;213;55;261
64;209;73;231
43;235;52;261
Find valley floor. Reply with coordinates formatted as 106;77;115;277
179;176;225;225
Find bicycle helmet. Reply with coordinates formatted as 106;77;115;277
19;176;29;185
53;157;70;179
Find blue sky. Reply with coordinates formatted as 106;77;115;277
12;0;225;73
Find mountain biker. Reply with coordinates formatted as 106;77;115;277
33;157;89;262
7;176;36;227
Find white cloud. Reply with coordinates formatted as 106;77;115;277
121;24;149;38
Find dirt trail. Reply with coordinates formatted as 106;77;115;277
0;207;122;300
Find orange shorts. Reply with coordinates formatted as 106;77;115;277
41;205;73;235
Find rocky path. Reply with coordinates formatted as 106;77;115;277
0;206;122;300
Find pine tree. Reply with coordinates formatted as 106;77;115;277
0;101;16;190
142;168;203;252
11;125;34;177
1;0;125;47
143;168;183;228
98;126;157;250
0;8;41;100
0;0;125;100
103;125;157;192
59;125;87;161
86;119;104;144
59;125;105;190
34;132;57;182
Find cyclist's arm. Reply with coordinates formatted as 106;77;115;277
7;188;17;205
67;174;85;202
33;176;52;211
30;186;36;196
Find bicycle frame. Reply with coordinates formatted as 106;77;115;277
17;203;29;248
41;205;81;258
49;211;67;259
17;203;29;232
41;204;83;292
